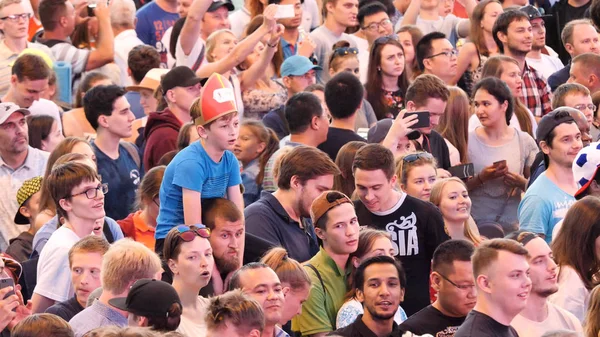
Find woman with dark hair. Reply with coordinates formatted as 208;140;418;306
453;0;501;95
466;77;538;234
333;141;367;198
27;115;64;153
396;25;423;80
62;72;112;138
436;86;470;164
365;36;410;120
551;196;600;322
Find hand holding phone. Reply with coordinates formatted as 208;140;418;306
448;163;475;180
0;278;17;312
404;111;430;129
274;4;295;19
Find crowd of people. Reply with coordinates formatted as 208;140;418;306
1;0;600;335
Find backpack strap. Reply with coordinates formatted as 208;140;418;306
120;141;141;168
190;43;206;72
102;219;115;243
305;263;327;308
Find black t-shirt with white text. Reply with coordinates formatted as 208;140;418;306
455;310;520;337
354;193;449;316
399;305;465;337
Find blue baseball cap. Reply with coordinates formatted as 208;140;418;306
280;55;322;77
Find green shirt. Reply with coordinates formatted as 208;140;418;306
291;247;352;335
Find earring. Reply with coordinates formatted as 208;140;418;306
377;67;381;72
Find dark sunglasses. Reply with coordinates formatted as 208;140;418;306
333;47;358;57
402;152;433;163
175;225;211;242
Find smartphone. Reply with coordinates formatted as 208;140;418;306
493;160;507;169
448;163;475;180
0;278;15;302
274;4;295;19
87;0;96;17
404;111;430;129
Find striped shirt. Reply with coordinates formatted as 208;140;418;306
521;61;553;118
37;38;90;81
0;40;54;97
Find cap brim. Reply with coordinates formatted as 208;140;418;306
285;65;323;77
407;130;421;140
108;297;129;311
126;85;153;92
0;108;30;125
208;1;234;11
13;209;29;225
575;166;600;199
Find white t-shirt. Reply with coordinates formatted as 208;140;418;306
34;226;81;302
511;302;582;336
352;35;369;84
310;25;356;83
175;35;206;70
468;110;538;138
415;14;467;46
161;26;176;69
301;0;320;32
230;7;251;38
177;297;210;336
29;99;63;132
549;265;591;323
526;54;564;81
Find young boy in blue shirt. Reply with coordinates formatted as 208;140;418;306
155;73;243;254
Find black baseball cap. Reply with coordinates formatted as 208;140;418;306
109;279;181;317
519;5;550;20
208;0;234;12
536;108;577;143
161;66;204;94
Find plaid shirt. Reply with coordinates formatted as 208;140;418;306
521;61;553;117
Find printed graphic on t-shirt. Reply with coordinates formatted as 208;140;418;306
552;198;575;219
436;326;459;337
385;212;418;256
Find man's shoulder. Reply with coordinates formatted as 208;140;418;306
245;194;278;217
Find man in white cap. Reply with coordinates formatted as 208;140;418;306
0;102;48;251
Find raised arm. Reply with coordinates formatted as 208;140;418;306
196;4;277;78
400;0;421;26
381;110;418;158
239;24;284;90
456;0;477;37
86;0;114;70
451;42;477;85
179;0;213;56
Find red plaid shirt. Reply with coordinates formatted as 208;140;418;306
521;61;552;117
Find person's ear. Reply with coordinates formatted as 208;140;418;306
589;73;599;87
406;101;416;112
477;274;492;294
138;316;149;327
564;43;574;56
315;227;326;241
282;76;292;89
10;74;17;86
329;68;335;77
325;0;335;15
249;329;262;337
197;125;208;139
290;175;302;190
58;198;72;213
97;115;109;129
539;140;551;155
430;272;442;291
356;288;365;303
19;206;31;219
399;287;405;302
167;258;179;275
390;174;397;186
166;89;176;104
501;100;508;114
256;141;266;155
497;31;508;46
352;256;360;268
311;115;320;130
283;286;290;297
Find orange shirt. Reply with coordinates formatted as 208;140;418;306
117;210;156;251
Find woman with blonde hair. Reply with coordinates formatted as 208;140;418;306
430;177;482;245
436;86;470;164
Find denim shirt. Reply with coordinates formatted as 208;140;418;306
241;159;260;206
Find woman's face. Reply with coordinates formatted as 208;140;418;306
473;88;508;128
499;61;523;98
41;120;64;153
210;32;238;62
280;283;310;324
233;125;265;165
172;236;215;289
481;2;503;33
397;31;415;66
70;142;97;168
379;44;405;78
139;88;158;115
402;164;437;201
243;41;265;69
439;180;471;223
360;237;396;263
331;57;360;78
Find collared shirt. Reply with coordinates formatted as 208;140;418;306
0;39;54;97
70;300;128;337
521;61;552;118
275;325;290;337
332;314;399;337
114;29;144;87
281;38;299;60
292;247;352;336
0;146;48;251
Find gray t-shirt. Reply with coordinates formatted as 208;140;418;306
415;14;467;47
310;25;356;83
355;99;377;130
467;127;537;232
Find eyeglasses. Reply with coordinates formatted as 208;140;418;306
425;49;458;59
69;183;108;199
402;152;433;163
153;197;160;207
438;273;475;291
574;104;597;112
363;19;392;32
333;47;358;57
0;13;31;22
175;225;211;242
373;35;399;46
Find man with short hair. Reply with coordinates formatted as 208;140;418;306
399;240;476;336
292;190;360;337
38;0;114;82
31;162;106;313
353;144;448;315
548;19;600;92
416;32;458;85
205;289;265;337
110;0;144;87
522;6;564;81
545;0;591;65
332;256;405;337
0;102;48;252
310;0;358;83
45;235;110;322
0;0;53;97
84;85;140;221
263;55;321;140
135;0;178;67
519;108;583;242
317;71;365;161
404;74;452;170
124;45;161;119
566;53;600;96
552;83;594;143
69;239;162;337
455;239;531;337
506;231;582;336
262;91;330;191
229;263;287;337
493;9;552;119
274;0;315;61
246;146;340;262
572;141;600;200
354;3;392;83
143;66;201;171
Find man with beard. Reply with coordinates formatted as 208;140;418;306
332;256;406;337
229;263;287;337
522;6;564;81
245;146;340;262
507;232;582;336
493;9;552;119
399;240;477;336
0;102;48;251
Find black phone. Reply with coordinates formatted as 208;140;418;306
405;111;430;129
0;278;16;310
87;4;96;17
448;163;475;180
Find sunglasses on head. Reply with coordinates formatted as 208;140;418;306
402;152;433;163
333;47;358;57
374;35;399;46
175;225;211;242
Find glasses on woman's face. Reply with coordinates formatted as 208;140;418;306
69;183;108;199
175;225;211;242
402;152;434;163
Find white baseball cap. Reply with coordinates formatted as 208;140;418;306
0;102;30;125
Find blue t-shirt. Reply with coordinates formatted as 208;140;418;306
135;2;178;68
125;91;144;120
518;173;576;242
156;142;242;239
92;142;141;221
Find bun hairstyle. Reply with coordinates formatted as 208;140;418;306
260;247;311;291
329;40;358;72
